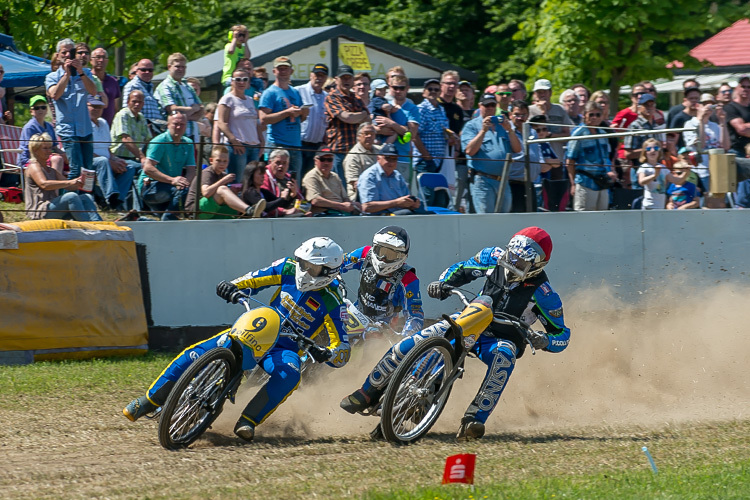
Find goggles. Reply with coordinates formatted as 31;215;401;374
498;249;533;280
372;245;406;263
298;260;336;278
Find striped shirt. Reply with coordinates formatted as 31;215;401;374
324;88;366;154
110;107;152;158
154;75;203;142
416;99;448;159
122;76;164;122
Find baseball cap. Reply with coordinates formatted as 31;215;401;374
379;143;398;156
532;79;552;91
700;93;716;103
87;95;105;107
424;78;440;87
273;56;292;68
312;63;329;75
315;146;334;158
29;95;47;107
479;93;498;105
638;93;655;105
459;80;473;88
371;78;388;90
337;65;354;77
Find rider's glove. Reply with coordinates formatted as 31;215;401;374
216;280;240;303
528;330;550;350
427;281;452;300
309;345;333;364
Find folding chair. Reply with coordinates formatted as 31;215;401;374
0;124;24;193
416;172;460;214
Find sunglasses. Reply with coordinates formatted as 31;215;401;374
317;157;334;162
76;51;90;55
741;85;750;89
564;99;578;103
426;87;440;92
391;85;406;90
587;112;602;117
644;87;656;92
645;146;661;152
232;77;250;82
441;81;457;86
495;91;512;96
720;89;732;94
138;68;154;72
32;105;47;110
633;92;646;97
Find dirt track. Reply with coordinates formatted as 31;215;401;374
3;284;749;499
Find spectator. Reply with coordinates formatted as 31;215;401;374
529;78;573;160
382;75;416;182
0;63;11;124
668;86;701;148
258;56;308;181
437;70;465;138
559;89;582;125
667;78;700;121
415;78;449;174
90;48;121;125
73;44;107;108
666;161;701;209
217;68;263;179
683;93;730;165
110;90;152;166
127;63;138;80
50;39;75;72
323;77;336;92
495;83;512;112
461;92;522;213
590;90;619;164
17;96;66;176
457;81;476;119
229;58;265;104
353;72;372;108
253;67;269;89
357;144;428;215
508;79;527;103
368;78;397;144
24;132;101;221
612;83;647;185
637;138;672;209
221;25;251;87
724;75;750;157
89;96;137;211
184;145;265;219
122;59;165;127
455;80;476;212
716;82;733;106
624;93;665;184
138;112;195;220
565;102;615;211
302;146;361;215
240;162;270;214
639;81;666;126
45;40;98;180
343;123;380;200
187;79;214;140
155;53;204;144
571;83;590;107
324;64;369;183
296;63;330;177
260;149;303;217
508;100;547;212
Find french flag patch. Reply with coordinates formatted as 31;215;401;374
377;280;392;292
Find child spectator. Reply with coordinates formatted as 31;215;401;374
637;138;674;209
666;162;701;209
369;78;399;144
221;25;251;87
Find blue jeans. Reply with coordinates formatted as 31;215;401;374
61;134;94;180
227;143;261;180
141;181;187;220
45;191;102;221
332;152;348;190
92;157;138;206
470;174;512;213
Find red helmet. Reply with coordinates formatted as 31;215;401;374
500;227;553;281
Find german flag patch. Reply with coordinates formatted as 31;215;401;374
305;297;320;311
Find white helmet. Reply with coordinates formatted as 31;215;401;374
499;227;553;282
370;226;410;276
293;237;344;292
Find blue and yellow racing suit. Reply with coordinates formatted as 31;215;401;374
145;257;350;428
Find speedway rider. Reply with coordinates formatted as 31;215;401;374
124;236;350;442
341;226;423;337
340;226;570;440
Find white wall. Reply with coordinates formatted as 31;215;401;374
123;210;750;327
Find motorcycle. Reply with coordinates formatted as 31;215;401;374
157;291;330;450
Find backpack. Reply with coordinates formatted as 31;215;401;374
0;187;23;204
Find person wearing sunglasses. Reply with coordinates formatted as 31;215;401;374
339;225;423;340
637;138;678;209
301;146;361;215
415;78;449;177
715;82;733;106
16;96;67;182
565;101;616;211
221;24;251;87
623;93;666;187
217;68;263;179
122;58;166;126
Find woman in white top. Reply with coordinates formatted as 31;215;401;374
217;68;264;179
638;138;676;209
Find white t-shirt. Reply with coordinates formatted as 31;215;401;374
91;118;111;158
639;162;668;209
218;93;260;145
683;117;722;166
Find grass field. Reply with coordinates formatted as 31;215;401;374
2;354;748;499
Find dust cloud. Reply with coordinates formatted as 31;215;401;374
214;282;750;439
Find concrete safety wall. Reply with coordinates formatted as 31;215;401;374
123;210;750;330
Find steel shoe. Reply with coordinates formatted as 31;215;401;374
340;388;379;414
123;396;158;422
234;421;255;442
456;417;485;441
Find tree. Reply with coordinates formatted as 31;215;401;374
515;0;750;102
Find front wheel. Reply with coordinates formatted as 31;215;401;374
158;347;237;450
380;337;455;444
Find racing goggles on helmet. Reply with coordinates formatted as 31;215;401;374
372;244;406;263
298;259;337;278
498;248;533;280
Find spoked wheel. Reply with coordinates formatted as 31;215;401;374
380;337;455;444
158;348;237;450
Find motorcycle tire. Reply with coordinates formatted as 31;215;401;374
158;347;237;450
380;337;455;444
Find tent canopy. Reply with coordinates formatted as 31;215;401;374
0;33;50;88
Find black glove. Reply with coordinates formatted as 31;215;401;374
216;280;240;303
427;281;452;300
527;330;549;350
309;345;332;363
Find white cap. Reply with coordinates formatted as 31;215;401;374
699;93;716;103
532;79;552;92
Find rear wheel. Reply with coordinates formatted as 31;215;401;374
380;337;455;444
158;347;237;450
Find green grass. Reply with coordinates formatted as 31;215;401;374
0;200;122;223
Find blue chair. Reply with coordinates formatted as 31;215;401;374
417;173;461;214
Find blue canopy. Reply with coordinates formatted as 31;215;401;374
0;33;50;88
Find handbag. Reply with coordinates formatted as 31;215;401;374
576;169;615;190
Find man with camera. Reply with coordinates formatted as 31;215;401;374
46;41;99;180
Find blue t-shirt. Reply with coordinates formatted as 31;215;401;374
258;85;302;147
19;118;58;166
666;182;698;208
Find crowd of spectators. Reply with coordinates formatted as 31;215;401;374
3;28;750;222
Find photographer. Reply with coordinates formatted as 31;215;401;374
45;41;98;180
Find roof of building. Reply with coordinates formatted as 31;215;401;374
690;19;750;67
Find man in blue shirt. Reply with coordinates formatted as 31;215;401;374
358;144;429;215
45;42;98;179
461;93;522;213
